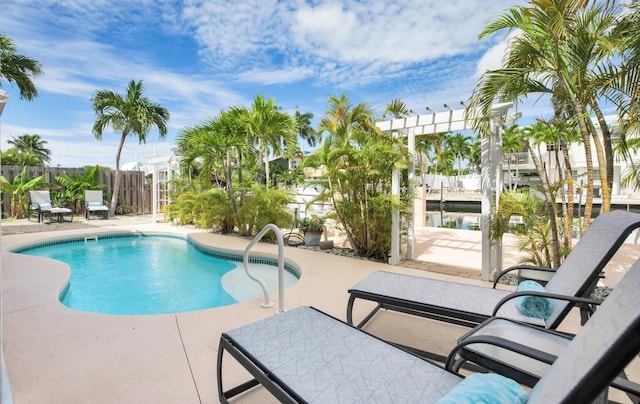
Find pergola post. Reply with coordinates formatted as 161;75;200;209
480;117;505;281
406;130;416;260
390;167;401;265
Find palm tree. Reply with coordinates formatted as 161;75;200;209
0;34;42;100
445;132;472;177
306;93;409;259
609;2;640;134
469;0;624;233
382;99;441;188
318;93;376;140
383;98;409;119
295;108;319;148
415;134;442;190
6;134;51;166
175;109;250;227
468;139;482;174
238;94;297;187
521;122;561;267
501;125;524;190
92;79;169;217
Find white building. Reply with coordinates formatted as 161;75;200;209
504;117;640;199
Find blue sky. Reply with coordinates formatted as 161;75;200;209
0;0;547;169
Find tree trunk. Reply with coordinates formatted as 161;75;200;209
526;139;561;268
109;133;128;218
256;138;264;185
559;134;574;250
556;71;594;231
554;145;569;252
506;156;513;190
590;99;613;212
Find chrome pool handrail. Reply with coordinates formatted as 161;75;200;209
243;224;286;314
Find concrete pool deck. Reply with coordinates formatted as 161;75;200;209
1;218;639;402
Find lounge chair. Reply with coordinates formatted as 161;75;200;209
84;190;109;220
347;210;640;335
217;259;640;403
28;190;73;223
445;263;640;398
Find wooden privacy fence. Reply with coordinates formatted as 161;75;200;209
1;166;154;218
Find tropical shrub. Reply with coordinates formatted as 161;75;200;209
164;186;293;236
0;166;44;218
236;186;294;239
492;189;570;267
304;94;410;260
54;165;105;213
164;189;234;231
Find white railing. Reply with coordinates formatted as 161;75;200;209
243;224;286;314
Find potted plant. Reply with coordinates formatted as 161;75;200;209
300;216;324;246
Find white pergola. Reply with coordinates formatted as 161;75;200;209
148;155;181;223
376;102;513;281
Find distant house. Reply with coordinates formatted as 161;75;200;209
270;151;324;179
503;116;640;197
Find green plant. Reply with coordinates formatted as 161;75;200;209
115;202;134;215
0;166;44;218
163;191;199;225
54;165;105;213
299;216;324;233
303;94;411;260
236;185;294;238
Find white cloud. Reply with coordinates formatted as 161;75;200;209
475;32;520;78
1;0;545;168
236;66;314;85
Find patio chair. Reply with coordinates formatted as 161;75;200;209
347;210;640;336
217;261;640;403
28;190;73;223
444;260;640;399
84;190;109;220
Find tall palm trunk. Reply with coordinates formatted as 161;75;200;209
590;99;614;212
526;139;561;268
553;144;570;251
585;116;609;213
559;134;575;250
256;138;264;185
226;150;237;215
109;132;128;218
556;72;594;232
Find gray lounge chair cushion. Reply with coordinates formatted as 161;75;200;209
351;271;543;325
224;306;462;403
85;190;108;211
456;317;570;380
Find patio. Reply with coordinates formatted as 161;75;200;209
1;218;638;402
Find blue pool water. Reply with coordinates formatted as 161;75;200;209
18;235;298;315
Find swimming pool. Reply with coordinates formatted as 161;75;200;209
16;233;299;315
